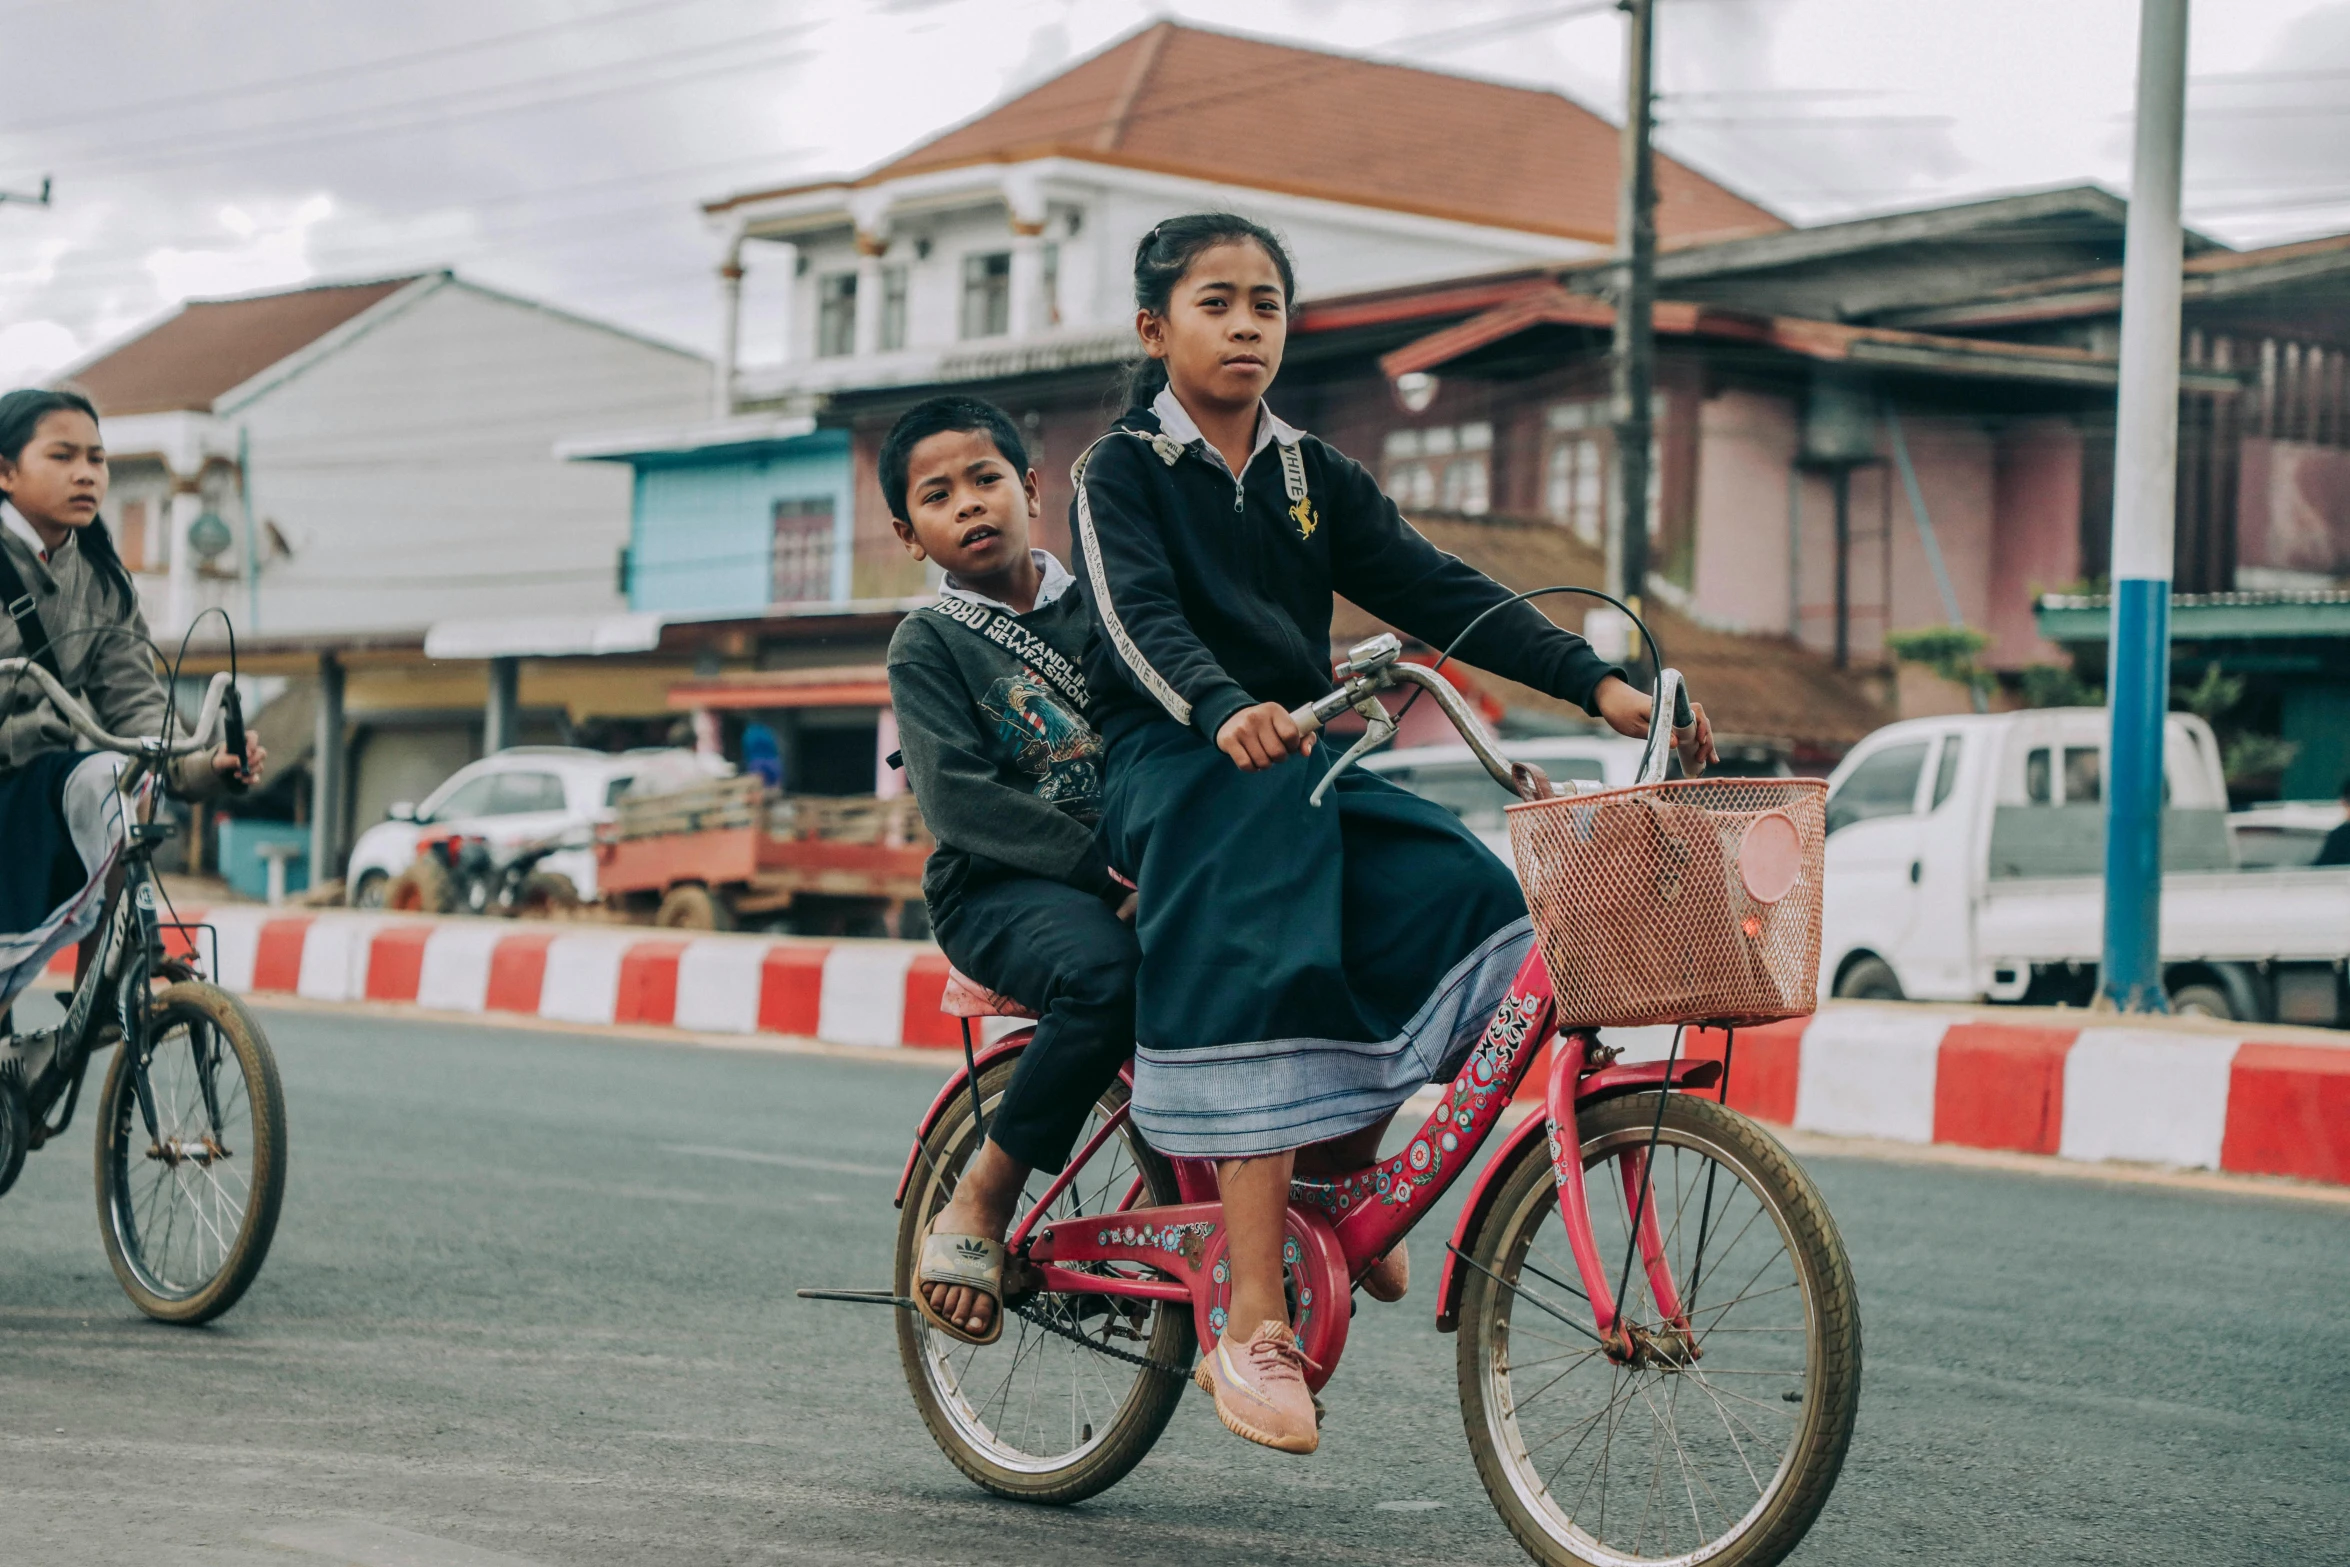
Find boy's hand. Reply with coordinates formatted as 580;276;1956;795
1594;675;1717;776
1216;702;1313;771
214;735;267;786
1114;891;1139;923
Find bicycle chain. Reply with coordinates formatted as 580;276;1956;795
1006;1293;1193;1377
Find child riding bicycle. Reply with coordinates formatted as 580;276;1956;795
0;388;263;1037
1073;215;1715;1453
881;395;1140;1348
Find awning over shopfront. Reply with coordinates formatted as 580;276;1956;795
424;612;667;660
667;665;894;710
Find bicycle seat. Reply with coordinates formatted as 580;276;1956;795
938;967;1037;1020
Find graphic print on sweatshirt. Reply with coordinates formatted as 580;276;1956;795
981;673;1102;811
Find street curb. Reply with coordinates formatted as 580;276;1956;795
62;907;1028;1056
1548;1007;2350;1188
78;908;2349;1187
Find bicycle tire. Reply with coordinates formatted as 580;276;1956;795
95;982;288;1325
895;1054;1192;1504
0;1066;26;1198
1457;1092;1860;1567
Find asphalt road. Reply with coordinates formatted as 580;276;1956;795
2;1001;2345;1567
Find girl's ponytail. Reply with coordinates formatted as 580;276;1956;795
1125;214;1298;410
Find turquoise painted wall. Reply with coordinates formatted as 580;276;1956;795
2282;682;2350;801
626;430;853;615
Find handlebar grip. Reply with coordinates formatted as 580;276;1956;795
1288;702;1324;737
222;684;248;785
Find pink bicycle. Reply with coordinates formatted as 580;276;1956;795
848;635;1859;1567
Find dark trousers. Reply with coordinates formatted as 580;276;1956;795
932;874;1140;1173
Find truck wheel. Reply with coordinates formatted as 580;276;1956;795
347;870;388;909
386;856;454;915
655;882;736;932
1834;955;1905;1001
2168;983;2233;1020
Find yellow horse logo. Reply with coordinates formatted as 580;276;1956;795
1290;495;1318;540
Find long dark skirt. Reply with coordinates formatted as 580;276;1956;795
1100;713;1533;1159
0;750;124;1011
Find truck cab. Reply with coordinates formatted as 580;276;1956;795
1821;707;2250;1008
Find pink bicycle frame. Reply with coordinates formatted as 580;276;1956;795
1004;948;1717;1379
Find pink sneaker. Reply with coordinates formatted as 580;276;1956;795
1194;1320;1321;1454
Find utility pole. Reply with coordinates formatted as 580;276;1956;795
2102;0;2189;1012
1609;0;1657;643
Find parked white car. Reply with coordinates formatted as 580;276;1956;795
345;748;697;908
1820;708;2350;1026
1364;734;1789;856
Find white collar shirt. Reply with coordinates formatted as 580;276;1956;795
940;547;1076;618
1150;388;1303;479
1;499;54;567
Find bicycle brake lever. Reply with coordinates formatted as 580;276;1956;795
222;684;249;789
1307;698;1396;808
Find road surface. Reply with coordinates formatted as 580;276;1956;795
2;1001;2344;1565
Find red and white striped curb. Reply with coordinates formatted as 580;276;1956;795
1560;1009;2350;1188
59;908;1017;1053
73;911;2348;1187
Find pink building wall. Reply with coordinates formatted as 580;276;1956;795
1691;387;1800;634
2239;436;2350;579
1987;417;2082;668
1885;411;1997;641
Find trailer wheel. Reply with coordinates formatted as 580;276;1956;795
655;882;736;931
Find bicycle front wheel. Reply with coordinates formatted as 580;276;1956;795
96;982;288;1324
1458;1092;1859;1567
895;1052;1193;1504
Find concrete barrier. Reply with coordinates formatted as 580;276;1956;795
71;909;2349;1186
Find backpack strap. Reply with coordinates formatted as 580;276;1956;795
0;534;64;684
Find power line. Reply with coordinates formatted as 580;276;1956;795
0;0;745;136
52;25;821;176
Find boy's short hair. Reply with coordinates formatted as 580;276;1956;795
878;395;1030;521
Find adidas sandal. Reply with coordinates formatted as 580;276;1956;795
914;1230;1006;1347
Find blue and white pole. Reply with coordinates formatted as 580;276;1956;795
2102;0;2190;1013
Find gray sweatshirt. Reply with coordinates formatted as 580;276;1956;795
1;510;229;798
886;570;1116;920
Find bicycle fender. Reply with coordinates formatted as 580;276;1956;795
890;1027;1039;1208
1433;1053;1723;1332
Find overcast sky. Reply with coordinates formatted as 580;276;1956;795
2;0;2346;386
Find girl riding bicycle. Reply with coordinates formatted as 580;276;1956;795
1072;215;1714;1453
0;388;262;1029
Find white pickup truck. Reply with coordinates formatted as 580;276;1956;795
1822;707;2350;1027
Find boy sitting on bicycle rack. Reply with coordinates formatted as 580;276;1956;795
0;388;263;1041
881;395;1138;1349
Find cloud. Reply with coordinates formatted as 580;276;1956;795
142;194;332;303
0;319;83;385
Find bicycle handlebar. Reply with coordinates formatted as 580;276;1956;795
0;658;232;758
1287;634;1696;799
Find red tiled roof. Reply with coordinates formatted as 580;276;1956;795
713;22;1783;247
65;277;424;416
1333;515;1892;755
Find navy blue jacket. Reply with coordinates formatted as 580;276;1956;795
1069;398;1622;743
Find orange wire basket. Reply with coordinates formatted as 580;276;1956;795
1506;778;1827;1031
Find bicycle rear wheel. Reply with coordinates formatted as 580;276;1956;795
895;1053;1193;1504
95;982;288;1324
1458;1092;1859;1567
